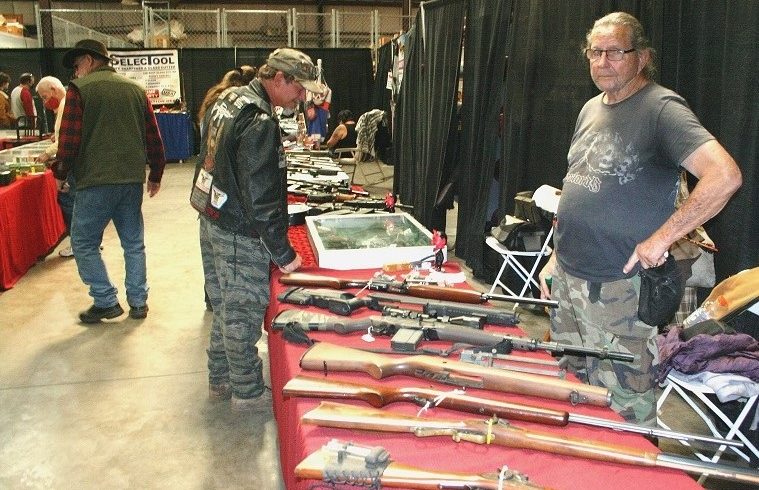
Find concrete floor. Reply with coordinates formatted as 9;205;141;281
0;160;753;489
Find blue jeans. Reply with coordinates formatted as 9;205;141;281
71;184;148;308
57;174;76;234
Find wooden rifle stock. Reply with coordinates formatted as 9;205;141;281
284;375;569;426
280;273;555;306
284;376;744;447
299;342;611;407
295;440;548;489
303;402;759;485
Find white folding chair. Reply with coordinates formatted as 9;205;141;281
657;370;759;483
486;185;559;307
331;147;358;186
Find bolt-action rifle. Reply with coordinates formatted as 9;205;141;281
279;272;558;308
298;341;611;406
273;309;634;362
296;439;546;490
302;402;759;485
283;375;742;447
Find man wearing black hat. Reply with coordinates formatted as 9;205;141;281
192;47;324;412
57;39;166;324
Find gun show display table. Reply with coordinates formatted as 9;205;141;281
264;234;709;490
0;167;65;289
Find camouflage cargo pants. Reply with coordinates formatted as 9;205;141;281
199;217;270;399
550;262;659;426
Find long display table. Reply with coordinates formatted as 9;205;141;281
264;224;703;490
0;170;65;289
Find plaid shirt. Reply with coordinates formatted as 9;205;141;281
57;84;166;183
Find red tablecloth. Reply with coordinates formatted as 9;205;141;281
0;170;65;289
266;227;702;490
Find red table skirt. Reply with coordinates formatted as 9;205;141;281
267;229;702;490
0;171;65;289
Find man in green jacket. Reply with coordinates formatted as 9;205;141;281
57;39;166;324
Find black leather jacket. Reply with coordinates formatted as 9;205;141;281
195;79;295;267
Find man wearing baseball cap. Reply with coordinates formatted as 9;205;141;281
192;47;322;412
57;39;166;324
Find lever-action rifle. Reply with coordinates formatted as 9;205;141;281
284;375;742;447
296;438;546;490
273;309;634;362
298;342;611;406
303;402;759;485
280;272;559;308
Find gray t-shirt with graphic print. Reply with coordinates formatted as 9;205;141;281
555;82;714;282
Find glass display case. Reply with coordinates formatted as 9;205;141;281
305;212;435;270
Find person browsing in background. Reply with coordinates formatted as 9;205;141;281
34;76;76;258
0;72;13;128
57;39;166;324
197;65;256;135
10;72;37;126
325;109;357;151
192;48;325;412
538;12;741;427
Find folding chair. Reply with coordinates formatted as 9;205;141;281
5;115;42;148
657;370;759;483
331;147;358;186
485;185;560;307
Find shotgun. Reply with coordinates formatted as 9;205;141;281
296;438;547;489
279;272;559;308
298;342;611;407
274;309;634;362
302;402;759;485
283;375;742;447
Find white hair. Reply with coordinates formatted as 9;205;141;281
36;76;65;93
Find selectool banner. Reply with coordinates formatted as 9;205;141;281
109;49;181;106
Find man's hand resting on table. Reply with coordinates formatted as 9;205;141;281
279;253;302;274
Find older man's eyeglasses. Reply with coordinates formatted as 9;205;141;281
585;48;636;61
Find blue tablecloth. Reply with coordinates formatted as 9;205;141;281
156;112;193;161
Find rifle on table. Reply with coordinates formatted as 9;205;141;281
278;287;484;328
303;402;759;485
279;272;558;308
273;309;634;361
296;438;546;490
298;342;611;407
284;375;743;447
369;291;521;327
278;287;520;326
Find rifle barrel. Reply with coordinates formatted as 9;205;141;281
299;342;611;407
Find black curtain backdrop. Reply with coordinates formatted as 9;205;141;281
454;0;513;277
394;0;466;229
373;42;393;117
658;2;759;279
